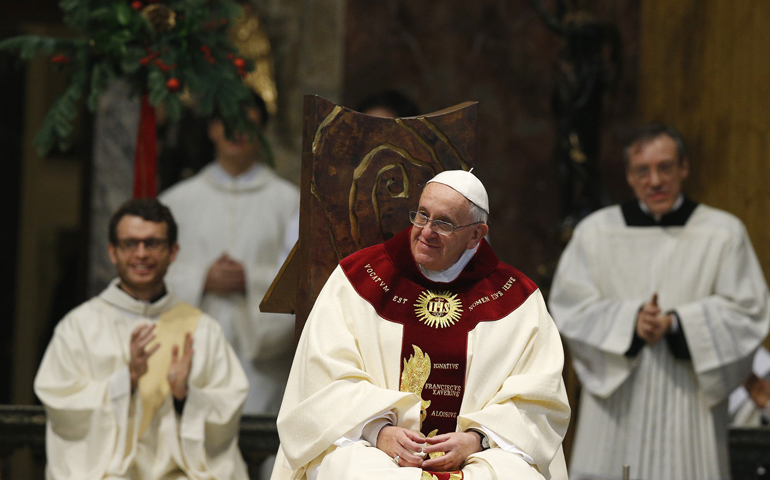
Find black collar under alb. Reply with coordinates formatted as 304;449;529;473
621;197;698;227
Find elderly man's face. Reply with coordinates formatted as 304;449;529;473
626;134;689;217
410;183;488;271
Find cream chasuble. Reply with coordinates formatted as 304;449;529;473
35;280;249;480
271;228;570;480
160;162;299;415
549;201;770;480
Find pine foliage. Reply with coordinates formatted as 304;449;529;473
0;0;258;156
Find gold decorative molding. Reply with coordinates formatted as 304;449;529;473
348;143;435;248
230;4;278;115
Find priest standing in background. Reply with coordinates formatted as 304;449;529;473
160;94;300;419
549;123;770;480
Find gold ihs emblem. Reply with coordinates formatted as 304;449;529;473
414;290;463;328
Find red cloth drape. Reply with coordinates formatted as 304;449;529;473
422;471;463;479
133;93;157;198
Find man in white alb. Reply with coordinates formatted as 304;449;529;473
271;170;570;480
160;95;300;417
35;198;249;480
549;124;770;480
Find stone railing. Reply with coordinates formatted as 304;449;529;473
729;426;770;479
4;406;766;480
0;405;278;479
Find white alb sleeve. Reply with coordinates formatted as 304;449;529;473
333;410;397;448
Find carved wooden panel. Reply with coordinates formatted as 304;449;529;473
262;95;477;335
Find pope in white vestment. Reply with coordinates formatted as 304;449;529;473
271;170;570;480
35;280;249;480
160;162;299;415
550;156;770;479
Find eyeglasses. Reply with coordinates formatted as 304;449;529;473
114;238;170;252
409;211;482;236
628;160;680;180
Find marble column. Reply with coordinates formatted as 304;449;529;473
88;80;139;297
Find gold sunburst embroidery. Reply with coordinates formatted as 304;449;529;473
414;290;463;328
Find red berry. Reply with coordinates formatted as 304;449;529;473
140;57;150;65
233;58;245;68
226;53;234;60
131;1;142;10
166;78;180;92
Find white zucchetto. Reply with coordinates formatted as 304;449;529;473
426;169;489;214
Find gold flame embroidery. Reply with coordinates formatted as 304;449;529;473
400;345;432;426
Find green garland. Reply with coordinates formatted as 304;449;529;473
0;0;258;156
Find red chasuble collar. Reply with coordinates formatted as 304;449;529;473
340;227;538;437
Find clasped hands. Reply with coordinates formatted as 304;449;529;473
376;425;482;472
204;253;246;295
129;324;194;401
745;373;770;409
636;293;674;345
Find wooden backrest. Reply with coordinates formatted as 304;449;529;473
261;96;478;337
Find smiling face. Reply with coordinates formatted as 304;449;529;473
108;215;178;301
626;134;690;217
409;183;488;272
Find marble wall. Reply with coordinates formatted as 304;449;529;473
253;0;346;183
640;0;770;295
343;0;641;286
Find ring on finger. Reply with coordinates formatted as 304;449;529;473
393;455;400;466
